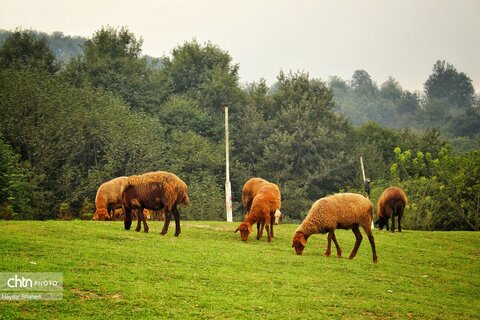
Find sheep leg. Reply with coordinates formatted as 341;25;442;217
160;211;172;235
124;207;132;230
265;220;271;243
326;231;342;257
349;227;363;259
136;208;149;233
256;222;261;240
269;214;275;238
257;221;265;240
391;215;396;233
385;217;390;231
135;208;145;232
325;231;333;256
398;216;402;232
364;227;377;263
172;206;181;237
332;232;342;257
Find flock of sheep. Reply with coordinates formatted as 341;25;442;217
93;171;408;263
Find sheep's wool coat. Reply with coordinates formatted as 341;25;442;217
296;193;372;235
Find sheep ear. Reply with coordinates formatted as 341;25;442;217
300;236;307;246
234;227;239;233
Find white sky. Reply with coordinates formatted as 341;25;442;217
1;0;479;92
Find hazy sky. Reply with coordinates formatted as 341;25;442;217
1;0;479;92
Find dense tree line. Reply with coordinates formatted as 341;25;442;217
0;27;478;230
330;64;479;152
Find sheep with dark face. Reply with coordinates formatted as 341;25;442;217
93;176;128;221
292;193;377;263
235;182;281;242
375;187;407;232
241;177;269;214
122;171;189;236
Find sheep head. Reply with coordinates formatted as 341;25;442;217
375;217;387;230
234;222;253;241
93;209;109;221
292;232;308;255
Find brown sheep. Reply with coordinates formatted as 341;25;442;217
292;193;377;263
375;187;407;232
93;176;128;221
235;182;281;242
122;171;189;236
241;177;269;214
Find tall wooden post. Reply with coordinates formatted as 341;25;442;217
360;156;374;229
360;156;366;184
225;105;233;222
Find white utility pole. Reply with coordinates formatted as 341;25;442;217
360;156;366;184
224;105;233;222
360;156;374;229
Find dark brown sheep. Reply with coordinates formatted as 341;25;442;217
93;176;128;221
292;193;377;263
241;177;269;214
375;186;407;232
122;171;189;236
235;182;281;242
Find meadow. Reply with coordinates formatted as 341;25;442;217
0;220;479;319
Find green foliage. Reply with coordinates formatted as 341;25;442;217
0;29;59;73
62;26;171;113
424;60;475;109
330;62;479;150
388;145;479;230
0;135;47;219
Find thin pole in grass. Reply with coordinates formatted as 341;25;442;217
225;105;233;222
360;156;374;229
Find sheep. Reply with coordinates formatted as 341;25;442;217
241;177;269;214
235;182;281;242
122;171;189;236
291;193;377;263
375;187;407;232
93;176;128;221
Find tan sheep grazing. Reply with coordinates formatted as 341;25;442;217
292;193;377;263
122;171;189;236
93;176;128;221
375;186;407;232
241;177;269;214
235;182;281;242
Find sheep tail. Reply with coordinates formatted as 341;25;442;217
181;194;190;208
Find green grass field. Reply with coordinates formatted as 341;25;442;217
0;220;479;319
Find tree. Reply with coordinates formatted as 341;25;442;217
0;29;59;73
424;60;475;109
162;40;241;111
0;134;47;219
62;26;171;113
351;69;377;95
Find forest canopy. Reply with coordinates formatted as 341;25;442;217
0;27;478;230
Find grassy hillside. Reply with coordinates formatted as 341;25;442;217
0;221;478;319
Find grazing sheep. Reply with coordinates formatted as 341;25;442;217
292;193;377;263
375;187;407;232
122;171;189;236
93;176;128;221
241;177;269;214
235;182;281;242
